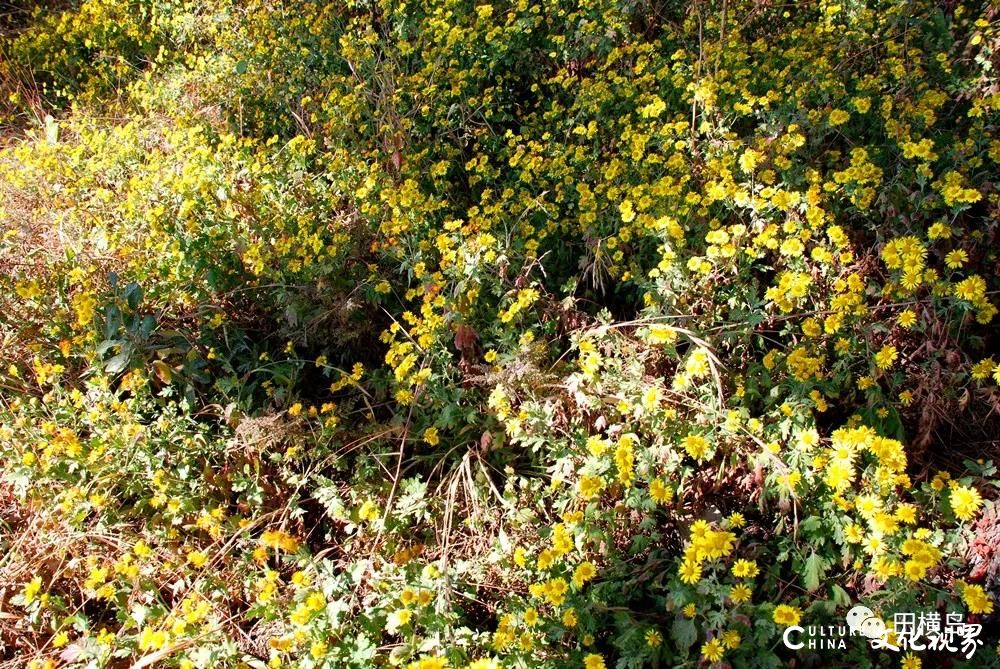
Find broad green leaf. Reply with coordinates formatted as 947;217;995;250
671;618;697;651
803;551;826;592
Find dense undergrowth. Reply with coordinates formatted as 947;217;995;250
1;0;999;667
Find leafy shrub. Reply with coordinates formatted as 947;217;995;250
1;1;998;668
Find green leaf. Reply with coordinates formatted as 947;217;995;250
124;281;142;310
105;351;131;375
799;515;823;536
140;314;156;339
95;339;123;356
803;551;826;592
671;618;697;652
351;635;376;663
830;584;852;608
104;305;122;339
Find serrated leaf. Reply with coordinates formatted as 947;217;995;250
803;551;826;592
830;584;851;608
352;634;375;663
799;515;822;535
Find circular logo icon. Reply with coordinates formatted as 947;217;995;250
846;605;884;639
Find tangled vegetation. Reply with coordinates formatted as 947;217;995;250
1;0;999;667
